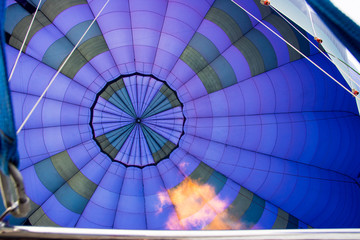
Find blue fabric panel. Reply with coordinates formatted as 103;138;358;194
35;158;65;193
245;29;277;71
188;33;220;63
42;37;73;69
212;0;252;34
54;183;89;214
66;20;102;46
4;4;29;34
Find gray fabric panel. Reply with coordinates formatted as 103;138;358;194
253;0;272;19
41;0;87;21
233;37;265;77
60;49;88;79
68;171;97;200
152;140;176;163
51;150;78;181
77;35;109;61
159;85;181;108
205;7;243;43
264;14;302;62
100;80;125;101
9;12;51;52
96;135;118;159
29;207;60;226
272;208;290;229
228;187;253;220
188;162;214;184
180;46;208;73
197;65;223;93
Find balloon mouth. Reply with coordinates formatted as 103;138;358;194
89;73;185;167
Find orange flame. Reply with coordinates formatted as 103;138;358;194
157;178;242;230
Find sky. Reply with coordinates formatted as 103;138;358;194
330;0;360;25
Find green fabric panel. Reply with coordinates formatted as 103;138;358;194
54;183;88;214
68;171;97;200
228;187;253;220
188;33;219;63
66;20;102;46
272;208;289;229
59;48;88;79
180;46;208;73
234;37;265;77
51;150;78;181
159;85;181;108
264;14;302;62
245;29;278;72
206;7;243;43
40;0;87;21
42;37;73;69
240;195;265;228
8;11;51;52
210;55;237;89
206;171;227;195
286;214;299;229
152;140;176;163
29;207;59;226
77;35;109;61
189;162;214;184
197;64;223;93
96;134;118;159
100;79;125;100
35;158;65;193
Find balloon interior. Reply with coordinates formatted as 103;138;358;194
1;0;360;230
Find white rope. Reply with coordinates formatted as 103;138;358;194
231;0;360;101
16;0;111;135
305;1;317;37
8;0;43;82
270;5;360;91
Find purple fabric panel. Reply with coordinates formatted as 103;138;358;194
169;59;195;90
156;158;185;189
67;142;96;170
26;24;63;60
80;153;110;184
169;148;200;177
198;20;231;53
52;5;94;34
232;0;264;24
178;75;207;102
255;21;290;66
18;129;49;165
222;45;251;83
87;52;120;82
42;195;80;227
77;200;115;228
73;62;106;91
252;202;278;229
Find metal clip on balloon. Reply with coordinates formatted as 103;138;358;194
260;0;270;6
352;89;359;96
314;37;323;44
0;163;30;222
